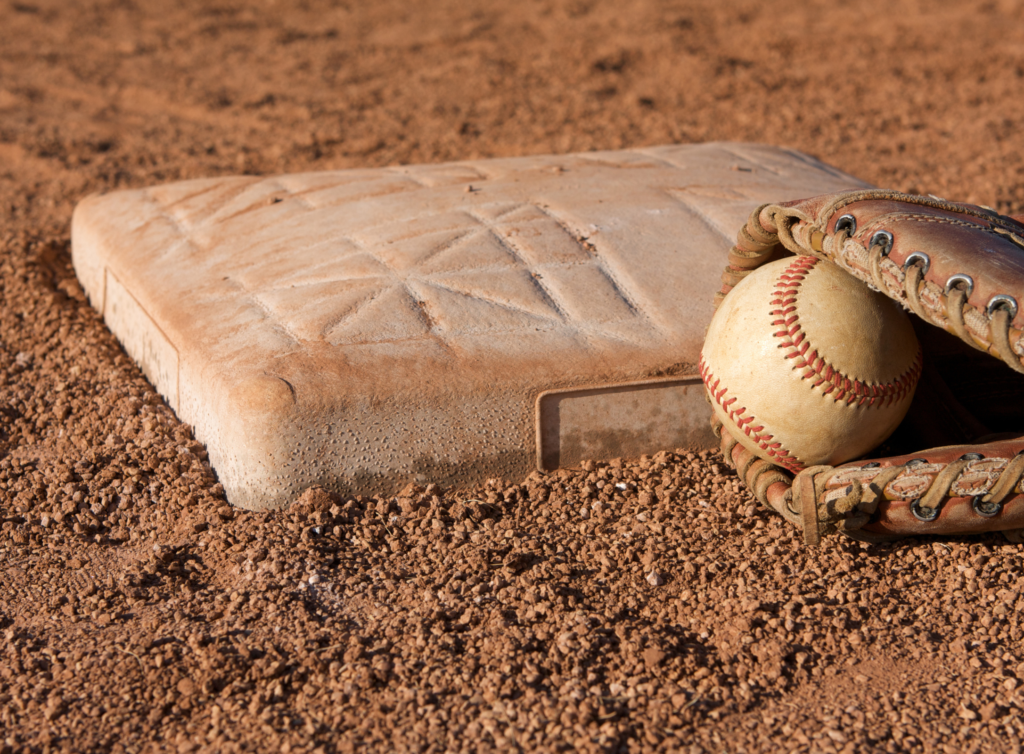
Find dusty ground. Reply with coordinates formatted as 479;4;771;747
3;0;1024;752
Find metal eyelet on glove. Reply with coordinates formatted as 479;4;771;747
865;228;895;291
987;294;1018;319
910;498;940;522
834;214;857;235
869;230;894;255
903;252;930;275
902;252;932;323
986;294;1024;375
972;496;1002;518
944;274;975;346
945;274;974;297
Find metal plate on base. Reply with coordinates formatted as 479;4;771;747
536;377;713;471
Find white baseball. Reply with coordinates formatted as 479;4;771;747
700;255;922;472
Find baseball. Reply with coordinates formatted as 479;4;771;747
700;255;922;473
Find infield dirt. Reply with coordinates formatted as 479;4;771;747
2;1;1024;753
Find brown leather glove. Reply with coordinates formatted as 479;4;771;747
713;189;1024;544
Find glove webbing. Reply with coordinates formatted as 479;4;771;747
718;412;1024;545
795;452;1024;545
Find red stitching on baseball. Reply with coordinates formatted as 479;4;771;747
703;256;922;472
770;257;923;407
700;354;806;474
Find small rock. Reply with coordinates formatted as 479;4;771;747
642;647;666;667
646;570;664;587
959;704;977;721
979;702;1001;722
177;678;196;696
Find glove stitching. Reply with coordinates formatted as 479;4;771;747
843;224;1024;369
860;213;985;231
819;189;1015;229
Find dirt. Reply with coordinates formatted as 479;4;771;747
2;0;1024;752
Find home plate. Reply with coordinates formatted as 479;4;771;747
71;142;868;509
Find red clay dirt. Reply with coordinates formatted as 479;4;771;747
2;1;1024;752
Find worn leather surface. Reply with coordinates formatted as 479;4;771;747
824;438;1024;537
772;190;1024;358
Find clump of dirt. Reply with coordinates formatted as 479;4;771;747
3;0;1024;752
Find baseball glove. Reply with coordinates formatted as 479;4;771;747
712;189;1024;545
